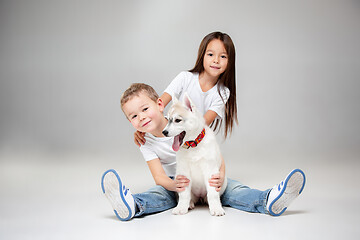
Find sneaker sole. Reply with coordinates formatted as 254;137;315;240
268;169;306;216
101;169;133;221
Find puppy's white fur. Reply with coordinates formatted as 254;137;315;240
163;93;227;216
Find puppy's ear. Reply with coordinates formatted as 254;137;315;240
183;92;196;112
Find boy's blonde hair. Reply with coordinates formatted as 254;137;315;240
120;83;159;111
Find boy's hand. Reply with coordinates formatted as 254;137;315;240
134;130;146;147
175;175;190;193
209;173;224;192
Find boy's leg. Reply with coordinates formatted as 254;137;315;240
101;169;177;221
101;169;136;221
221;178;270;214
266;169;306;216
222;169;306;216
133;185;177;217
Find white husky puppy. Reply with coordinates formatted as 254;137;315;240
162;93;227;216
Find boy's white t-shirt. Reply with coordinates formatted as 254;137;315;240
164;71;230;119
139;133;176;177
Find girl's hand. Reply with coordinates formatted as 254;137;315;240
134;130;146;147
209;173;224;192
175;175;190;192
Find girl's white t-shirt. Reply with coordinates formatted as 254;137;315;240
139;133;176;177
163;71;230;119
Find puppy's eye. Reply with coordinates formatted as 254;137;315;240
175;119;182;123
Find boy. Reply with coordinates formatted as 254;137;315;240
101;83;306;221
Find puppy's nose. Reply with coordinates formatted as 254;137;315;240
162;130;168;137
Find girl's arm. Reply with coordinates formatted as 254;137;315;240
203;110;226;192
161;92;218;127
134;131;146;147
203;110;218;126
160;92;172;108
147;158;189;192
209;157;226;192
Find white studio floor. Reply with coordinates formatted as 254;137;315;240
0;150;359;240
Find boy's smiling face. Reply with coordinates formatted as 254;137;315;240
122;92;167;136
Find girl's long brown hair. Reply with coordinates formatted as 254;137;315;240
189;31;238;138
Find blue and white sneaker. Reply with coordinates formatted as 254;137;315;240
101;169;135;221
266;169;306;216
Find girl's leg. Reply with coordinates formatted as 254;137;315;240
133;185;177;217
221;178;270;214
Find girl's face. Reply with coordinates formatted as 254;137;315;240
203;39;228;78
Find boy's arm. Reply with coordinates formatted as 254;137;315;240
147;158;176;191
147;158;189;192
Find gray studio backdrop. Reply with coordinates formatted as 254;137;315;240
0;0;359;163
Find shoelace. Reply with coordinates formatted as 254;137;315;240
123;185;129;196
277;181;284;191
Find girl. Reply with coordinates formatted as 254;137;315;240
161;31;237;138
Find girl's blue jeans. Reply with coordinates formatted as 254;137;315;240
133;178;270;217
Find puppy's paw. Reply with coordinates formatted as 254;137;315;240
209;206;225;216
172;206;189;215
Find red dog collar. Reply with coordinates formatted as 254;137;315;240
182;128;206;149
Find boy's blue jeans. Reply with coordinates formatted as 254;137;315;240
133;178;270;217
